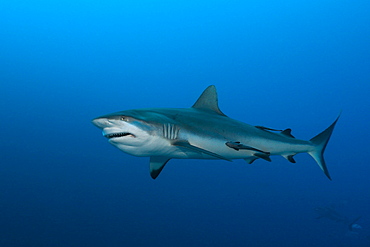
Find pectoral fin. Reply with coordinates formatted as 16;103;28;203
150;156;170;179
172;140;232;161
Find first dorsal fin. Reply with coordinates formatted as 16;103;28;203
192;85;226;116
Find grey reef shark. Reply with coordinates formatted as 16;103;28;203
315;205;362;231
92;85;339;179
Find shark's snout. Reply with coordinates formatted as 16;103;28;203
92;117;137;140
91;118;108;129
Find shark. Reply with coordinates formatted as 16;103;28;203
92;85;339;179
315;205;361;231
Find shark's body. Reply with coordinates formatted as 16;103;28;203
92;85;339;179
315;206;350;223
315;205;361;231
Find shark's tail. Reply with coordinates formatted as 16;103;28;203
308;115;340;180
348;216;361;231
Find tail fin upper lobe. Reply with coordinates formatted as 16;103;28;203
308;115;340;180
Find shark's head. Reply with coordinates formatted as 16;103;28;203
92;109;174;156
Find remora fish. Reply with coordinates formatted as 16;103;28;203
92;85;339;179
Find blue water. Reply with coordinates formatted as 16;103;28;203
1;1;370;246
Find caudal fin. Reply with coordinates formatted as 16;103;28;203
308;115;340;180
349;216;361;231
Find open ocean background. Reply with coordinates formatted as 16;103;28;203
1;0;370;246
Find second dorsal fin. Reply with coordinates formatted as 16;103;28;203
281;128;295;138
192;85;226;116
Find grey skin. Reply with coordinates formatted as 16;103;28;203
92;85;339;179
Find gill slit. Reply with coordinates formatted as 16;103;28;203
163;123;179;140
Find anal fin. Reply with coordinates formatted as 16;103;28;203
282;154;296;163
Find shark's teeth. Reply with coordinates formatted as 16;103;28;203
105;132;135;139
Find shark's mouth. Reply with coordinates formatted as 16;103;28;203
105;132;136;139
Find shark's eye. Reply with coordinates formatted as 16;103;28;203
120;116;128;121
